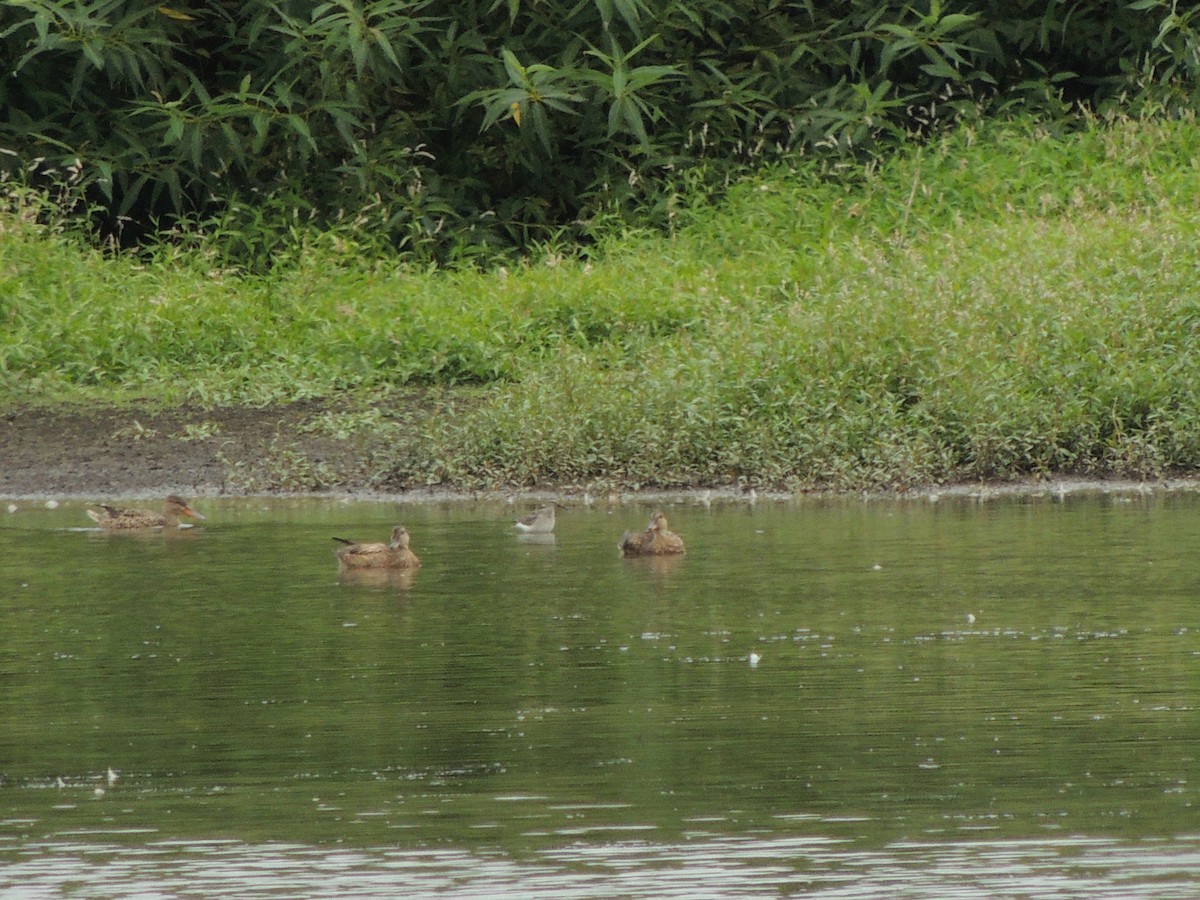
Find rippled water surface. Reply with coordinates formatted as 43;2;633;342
2;491;1199;897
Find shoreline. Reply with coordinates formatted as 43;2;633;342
4;400;1198;504
2;478;1195;506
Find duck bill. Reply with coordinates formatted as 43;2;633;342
183;507;206;520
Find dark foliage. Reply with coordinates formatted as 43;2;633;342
1;0;1197;261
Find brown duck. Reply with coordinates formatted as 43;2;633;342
87;495;206;530
619;511;685;557
333;525;421;571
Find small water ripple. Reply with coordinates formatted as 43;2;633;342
4;834;1200;899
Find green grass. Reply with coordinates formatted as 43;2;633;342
5;113;1200;490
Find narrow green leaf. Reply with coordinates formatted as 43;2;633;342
82;40;105;69
501;48;526;86
937;14;978;31
95;160;114;201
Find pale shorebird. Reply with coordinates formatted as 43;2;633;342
513;503;563;534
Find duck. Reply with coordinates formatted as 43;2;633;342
619;511;685;556
333;525;421;571
87;495;206;530
513;502;563;534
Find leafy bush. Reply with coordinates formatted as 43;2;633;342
7;113;1200;487
1;1;1198;261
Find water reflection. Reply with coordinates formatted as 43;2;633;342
80;523;206;543
337;567;419;591
6;833;1200;899
619;551;686;579
1;491;1199;896
516;532;557;546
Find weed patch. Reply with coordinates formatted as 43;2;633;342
6;115;1200;489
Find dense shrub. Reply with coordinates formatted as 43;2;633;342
1;1;1198;260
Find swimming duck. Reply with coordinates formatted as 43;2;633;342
619;511;685;556
333;525;421;571
514;503;562;534
87;495;206;530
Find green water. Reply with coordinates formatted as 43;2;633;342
1;491;1199;897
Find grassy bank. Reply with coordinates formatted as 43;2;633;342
5;114;1200;491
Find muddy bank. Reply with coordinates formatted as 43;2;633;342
4;401;1199;504
0;400;389;498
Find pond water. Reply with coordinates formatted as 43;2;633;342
1;490;1198;898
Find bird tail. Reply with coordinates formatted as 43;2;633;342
331;537;355;545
